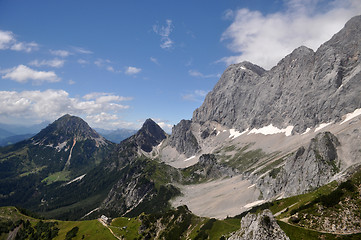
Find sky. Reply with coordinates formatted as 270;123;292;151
0;0;360;132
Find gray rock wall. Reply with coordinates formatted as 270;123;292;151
228;209;289;240
193;15;361;134
256;132;340;199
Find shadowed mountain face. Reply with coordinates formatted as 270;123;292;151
129;118;167;152
0;114;115;211
0;116;178;221
192;15;361;134
32;114;103;146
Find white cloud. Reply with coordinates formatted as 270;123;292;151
68;79;76;85
106;66;115;72
73;46;93;54
220;0;361;69
222;9;235;20
50;49;71;57
188;70;220;78
182;90;209;102
29;58;65;68
0;90;133;127
153;19;174;49
83;92;133;102
10;42;38;52
125;66;142;75
0;30;14;49
2;65;60;84
93;59;119;73
0;29;38;52
77;59;88;64
86;112;118;123
150;57;160;65
156;121;173;133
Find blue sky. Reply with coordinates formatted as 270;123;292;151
0;0;360;132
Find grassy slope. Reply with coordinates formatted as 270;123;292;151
259;166;361;239
0;207;116;240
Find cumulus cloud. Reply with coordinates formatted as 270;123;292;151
220;0;361;69
153;19;174;49
0;90;133;127
50;49;71;57
83;92;133;102
125;66;142;75
182;90;208;102
0;30;14;49
85;112;118;123
2;65;60;84
0;29;38;52
29;58;65;68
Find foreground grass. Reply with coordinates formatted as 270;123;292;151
0;207;115;240
278;221;361;240
55;220;116;240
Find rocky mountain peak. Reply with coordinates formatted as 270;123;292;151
192;15;361;133
32;114;103;146
131;118;167;152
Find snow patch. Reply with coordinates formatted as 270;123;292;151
66;174;86;185
247;184;256;189
244;200;265;209
240;66;247;70
315;122;333;132
248;124;294;136
55;141;67;151
93;137;107;147
229;128;248;139
184;156;196;162
301;128;311;135
82;207;99;219
340;108;361;124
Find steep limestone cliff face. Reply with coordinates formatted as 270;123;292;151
167;120;200;157
256;132;340;199
192;15;361;134
228;210;289;240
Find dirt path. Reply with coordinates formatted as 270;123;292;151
98;219;122;240
278;218;361;236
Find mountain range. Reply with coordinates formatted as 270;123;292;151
1;15;361;240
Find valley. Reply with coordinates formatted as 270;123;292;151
1;14;361;239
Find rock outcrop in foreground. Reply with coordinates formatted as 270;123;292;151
229;210;289;240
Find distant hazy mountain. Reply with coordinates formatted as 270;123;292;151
0;128;15;140
0;121;50;146
0;121;49;136
0;133;34;146
95;128;137;143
